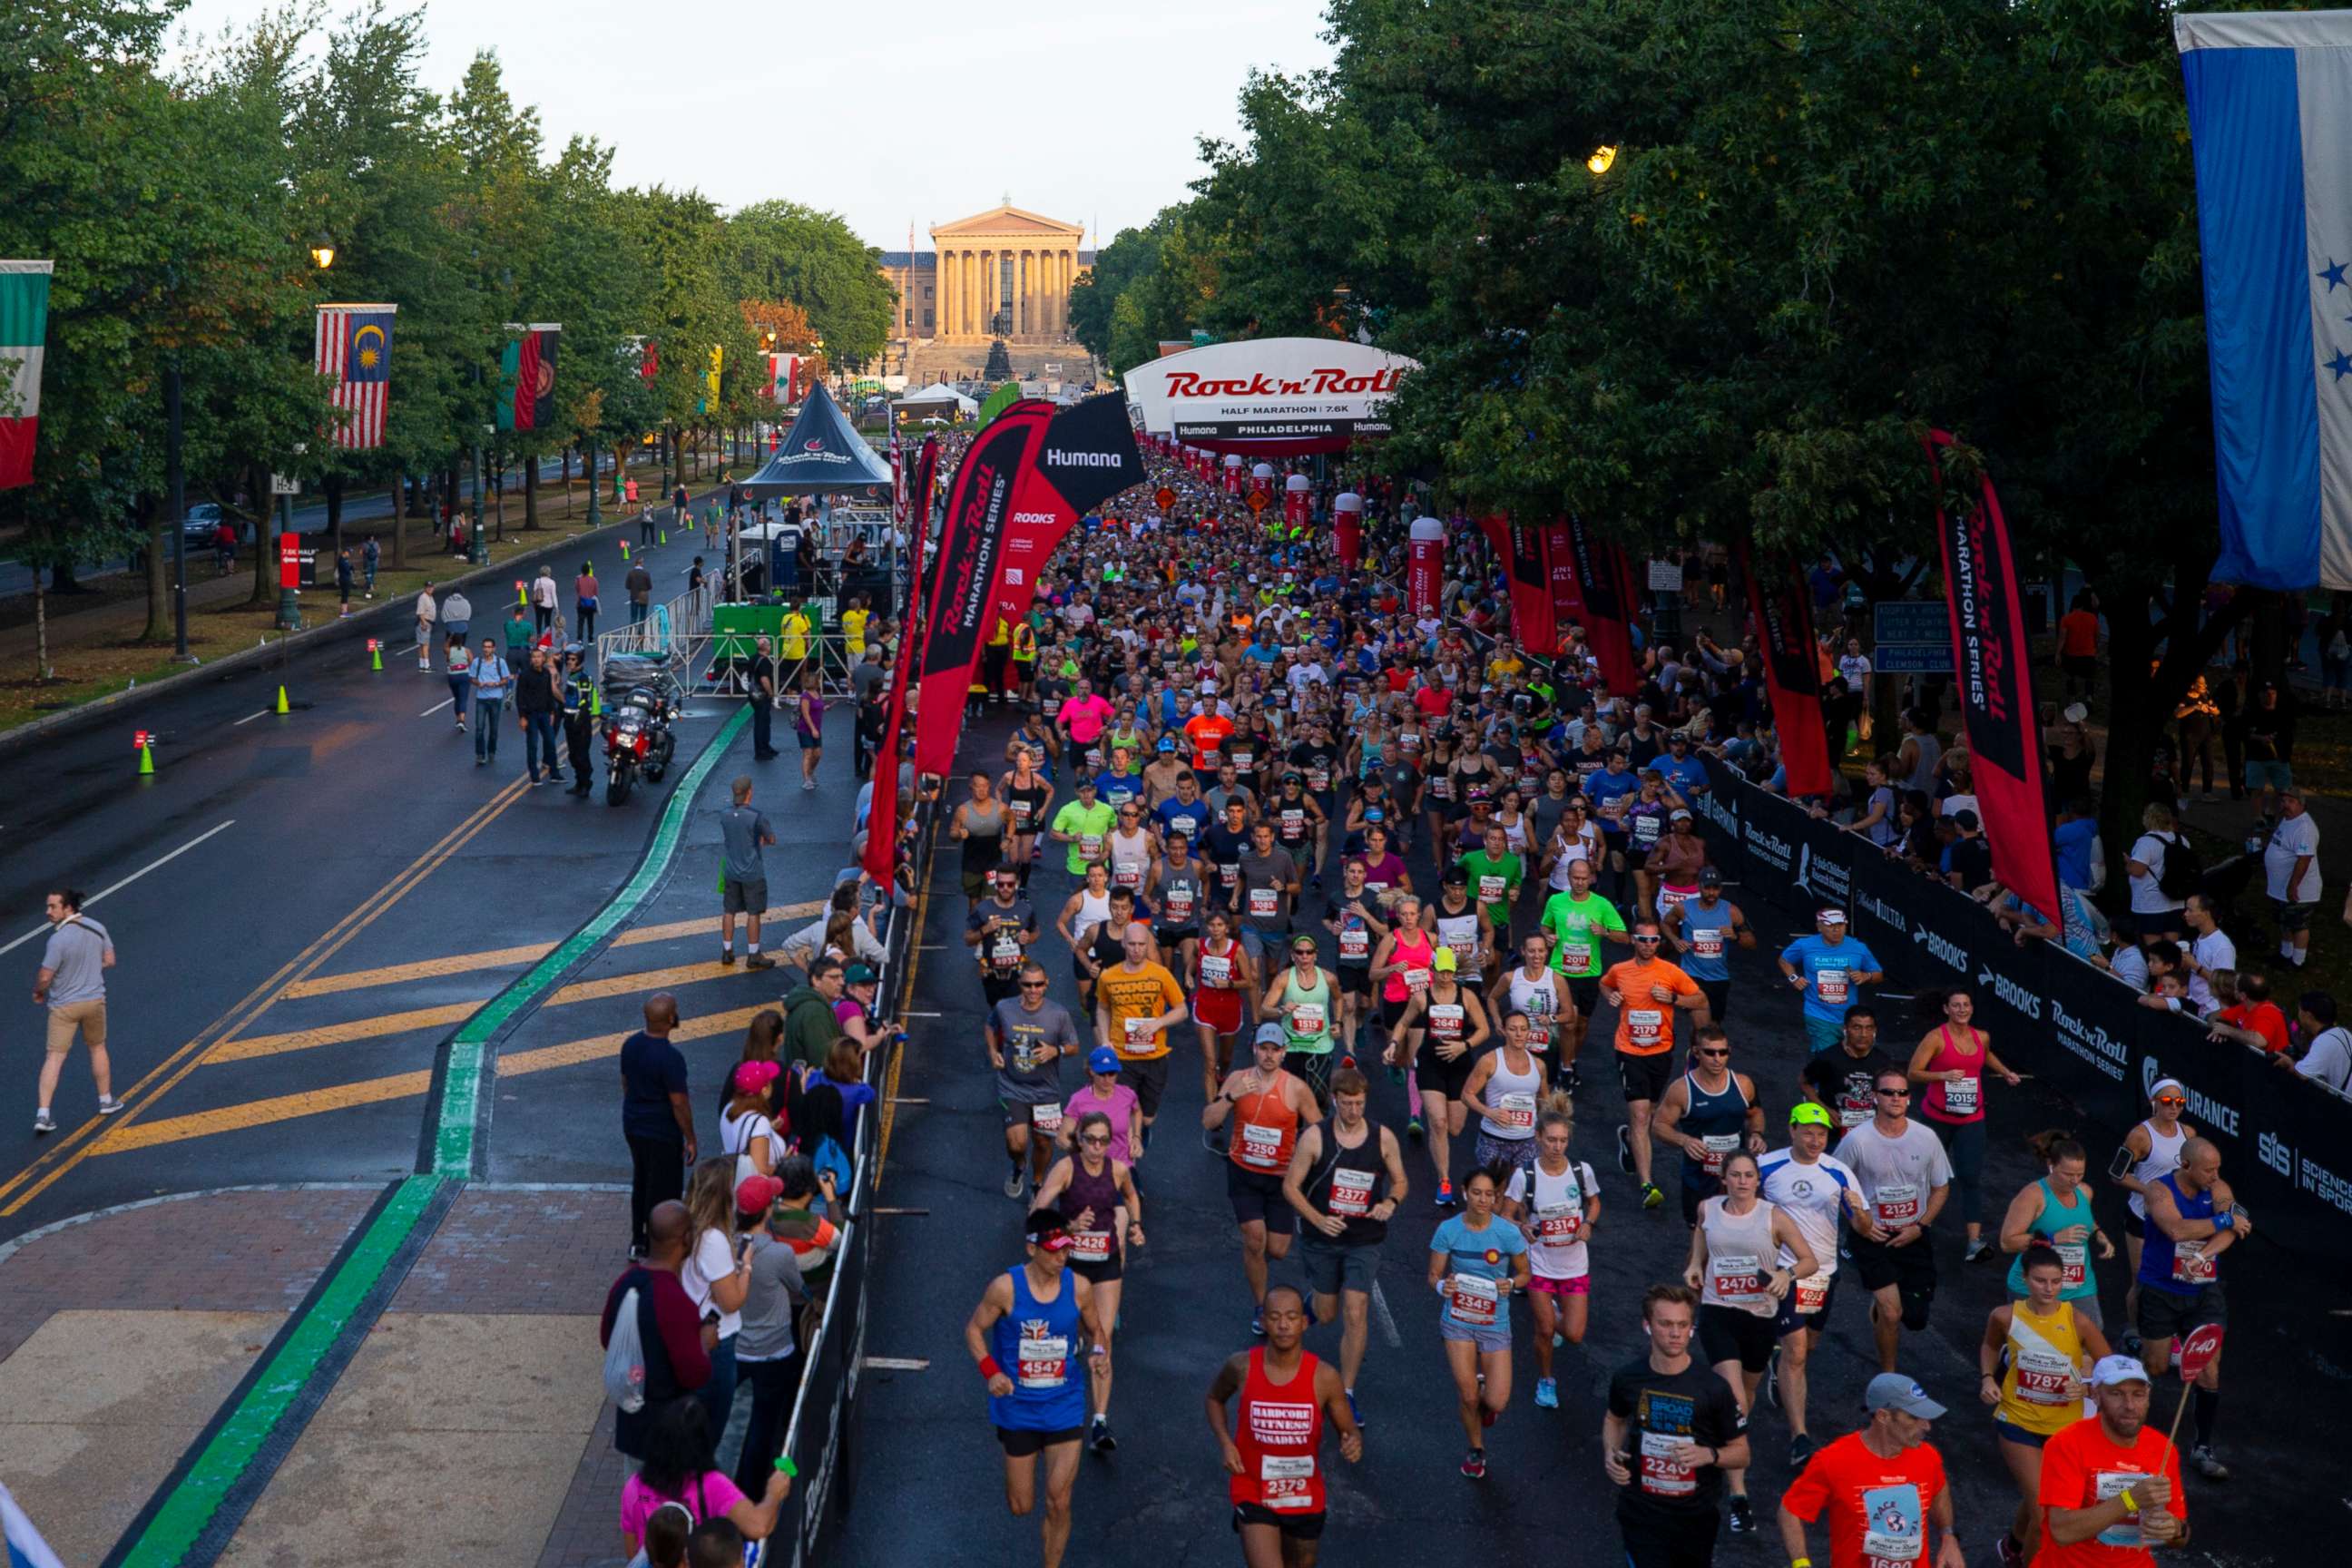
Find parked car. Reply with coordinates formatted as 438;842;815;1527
180;503;225;547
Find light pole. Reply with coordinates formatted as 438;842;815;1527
166;350;191;660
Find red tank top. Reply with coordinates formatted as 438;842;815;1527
1383;929;1436;1004
1230;1072;1302;1173
1197;936;1242;992
1229;1348;1328;1514
1921;1024;1986;1124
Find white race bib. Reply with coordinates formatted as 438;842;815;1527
1497;1092;1536;1131
1563;941;1592;971
1403;965;1432;993
1122;1015;1156;1053
1639;1430;1695;1497
2055;1240;2088;1289
1693;926;1725;956
1339;926;1369;961
1028;1101;1064;1132
1329;1167;1376;1216
1534;1202;1583;1243
1248;887;1279;917
1069;1229;1112;1263
1698;1132;1740;1174
1429;1004;1465;1039
1793;1272;1830;1313
1290;1003;1326;1037
1239;1121;1286;1169
1113;861;1142;889
1874;1182;1921;1227
1815;969;1850;1004
2014;1347;2075;1406
1079;834;1103;858
1710;1251;1765;1303
1200;953;1233;987
1479;875;1506;903
1017;1335;1069;1389
1627;1008;1664;1045
2171;1239;2217;1285
1940;1076;1980;1116
2093;1470;2152;1548
1447;1273;1501;1326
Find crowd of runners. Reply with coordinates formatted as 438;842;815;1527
935;435;2234;1568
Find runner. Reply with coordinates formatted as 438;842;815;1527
2133;1138;2240;1480
1204;1024;1324;1332
1282;1066;1409;1424
965;1207;1109;1568
1504;933;1574;1076
1684;1151;1819;1534
1105;799;1160;904
1644;808;1710;926
1237;818;1302;966
952;769;1012;906
1661;867;1753;1022
1055;861;1116;1015
1778;908;1886;1054
1502;1093;1602;1412
1000;746;1056;891
1777;1373;1967;1568
1602;1282;1748;1568
1426;1161;1532;1478
1540;858;1630;1067
1387;946;1494;1208
1979;1245;2111;1568
1268;770;1329;890
968;866;1040;1009
1906;987;2023;1260
1601;918;1710;1210
1191;908;1259;1103
1154;832;1208;971
1426;867;1491;999
1264;935;1342;1105
1207;1284;1364;1568
1369;895;1438;1142
1651;1024;1767;1226
1322;857;1391;1062
989;961;1083;1200
1758;1103;1869;1466
2112;1079;2193;1347
1462;1008;1548;1175
1998;1132;2115;1330
1458;824;1524;988
1049;776;1115;879
2034;1357;2189;1563
1063;1047;1143;1169
1838;1069;1955;1372
1031;1111;1147;1455
1798;1007;1895;1134
1094;921;1191;1149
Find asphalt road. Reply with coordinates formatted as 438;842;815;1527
0;491;799;1241
845;710;2337;1568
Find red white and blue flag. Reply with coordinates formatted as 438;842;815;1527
314;304;397;449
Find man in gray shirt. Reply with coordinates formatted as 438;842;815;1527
987;965;1083;1197
34;887;118;1133
1236;821;1300;964
849;646;887;704
718;775;777;969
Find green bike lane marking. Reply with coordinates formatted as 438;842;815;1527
112;703;750;1568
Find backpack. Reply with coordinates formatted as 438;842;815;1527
2153;829;2202;900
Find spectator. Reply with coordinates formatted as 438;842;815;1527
2260;785;2321;970
766;1153;843;1291
2125;803;2187;937
688;1519;749;1568
836;963;885;1054
781;957;848;1069
627;558;656;628
2136;971;2191;1012
2208;971;2292;1055
2279;992;2352;1090
728;1173;807;1495
533;563;559;634
415;581;438;670
32;887;119;1134
1938;808;1994;892
2055;590;2101;699
576;562;601;642
598;1200;710;1463
2052;798;2101;893
2179;893;2236;1016
622;994;695;1258
679;1159;748;1441
2103;916;2148;990
617;1400;789;1558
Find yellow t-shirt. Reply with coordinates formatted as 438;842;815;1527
840;608;870;655
1097;961;1184;1061
780;612;810;661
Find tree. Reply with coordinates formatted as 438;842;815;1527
723;201;896;371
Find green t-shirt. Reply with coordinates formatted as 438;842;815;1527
1050;799;1117;875
1458;850;1524;917
1540;890;1626;978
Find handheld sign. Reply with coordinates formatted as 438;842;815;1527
2176;1323;2224;1383
1247;489;1269;514
1154;486;1176;512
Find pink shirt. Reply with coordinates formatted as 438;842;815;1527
619;1470;746;1542
1065;1083;1142;1164
1057;694;1114;744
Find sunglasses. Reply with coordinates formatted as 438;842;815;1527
1632;935;1661;943
1694;1047;1730;1058
1079;1133;1112;1146
1876;1087;1911;1098
2153;1094;2186;1107
1018;979;1048;988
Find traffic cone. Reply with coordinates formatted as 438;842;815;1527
137;737;155;776
275;684;290;715
591;684;603;719
660;528;668;545
369;642;383;672
620;540;630;560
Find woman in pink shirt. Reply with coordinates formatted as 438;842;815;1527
617;1398;789;1554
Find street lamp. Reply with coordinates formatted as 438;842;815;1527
1586;145;1618;175
309;234;337;270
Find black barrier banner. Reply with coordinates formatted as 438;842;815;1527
1694;756;2352;1256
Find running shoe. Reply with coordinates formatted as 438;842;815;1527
1090;1414;1118;1455
746;954;776;971
2190;1446;2230;1481
2118;1328;2144;1359
1641;1182;1664;1210
1389;1063;1406;1087
1435;1181;1459;1210
1407;1116;1426;1142
1346;1389;1364;1427
1996;1531;2024;1568
1534;1377;1558;1409
1461;1448;1487;1480
96;1096;123;1116
1560;1066;1583;1097
32;1111;54;1134
1964;1236;1993;1262
1788;1433;1814;1469
1480;1403;1497;1428
1251;1305;1266;1337
1004;1168;1025;1200
1729;1496;1756;1534
1616;1123;1634;1175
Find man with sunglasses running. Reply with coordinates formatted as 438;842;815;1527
1601;918;1710;1210
1837;1069;1954;1372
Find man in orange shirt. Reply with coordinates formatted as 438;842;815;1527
1600;917;1709;1209
1093;922;1190;1147
2056;591;2102;701
1779;1373;1966;1568
1184;707;1235;773
2035;1357;2186;1567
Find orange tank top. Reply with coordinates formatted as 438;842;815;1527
1230;1072;1301;1173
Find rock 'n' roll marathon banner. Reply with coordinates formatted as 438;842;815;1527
1686;753;2352;1255
1543;517;1588;646
995;391;1145;632
1560;515;1642;695
1122;338;1419;444
1737;537;1836;798
1479;514;1562;656
1925;428;2060;922
864;433;939;883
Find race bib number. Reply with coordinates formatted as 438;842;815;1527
2092;1471;2152;1548
1793;1273;1830;1314
1166;888;1196;921
1657;885;1692;910
1535;1202;1583;1243
1403;966;1432;994
1330;1168;1376;1216
991;935;1023;968
1029;1101;1064;1133
1838;1090;1874;1128
1693;926;1725;957
2014;1347;2075;1406
1308;768;1330;792
1113;861;1142;889
1875;1182;1921;1227
1281;808;1306;837
1339;926;1369;961
1497;1092;1536;1131
2171;1239;2217;1285
1170;814;1200;840
1239;1122;1285;1169
1632;816;1662;846
1291;1003;1327;1037
1429;1004;1465;1039
1563;942;1592;971
1122;1016;1156;1053
1248;887;1279;917
1259;1454;1317;1509
1627;1008;1664;1046
1430;777;1452;799
1941;1076;1980;1116
1233;749;1256;772
1710;1251;1765;1303
1815;969;1850;1005
1219;861;1242;889
1478;875;1506;904
1639;1430;1695;1497
1011;801;1034;828
1017;1335;1069;1389
1860;1484;1926;1567
1200;953;1233;987
2056;1240;2088;1289
1448;1273;1500;1326
1698;1133;1740;1175
1069;1230;1112;1264
1079;834;1103;858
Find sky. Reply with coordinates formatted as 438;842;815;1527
166;0;1336;252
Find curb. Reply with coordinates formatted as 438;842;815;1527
0;480;733;760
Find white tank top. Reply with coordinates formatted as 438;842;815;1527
2127;1118;2189;1220
1107;829;1152;891
1478;1049;1544;1140
1073;888;1112;949
1698;1196;1780;1318
1509;1158;1598;1279
1505;967;1565;1053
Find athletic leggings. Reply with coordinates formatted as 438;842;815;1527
1932;1117;1986;1227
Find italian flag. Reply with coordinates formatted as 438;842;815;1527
0;261;54;490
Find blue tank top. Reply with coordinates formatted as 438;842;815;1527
988;1265;1089;1431
2134;1172;2220;1298
1681;1069;1751;1178
1678;899;1736;982
2003;1179;2098;1302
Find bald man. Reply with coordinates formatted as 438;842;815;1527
622;992;695;1256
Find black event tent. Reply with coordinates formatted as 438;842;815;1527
738;381;896;497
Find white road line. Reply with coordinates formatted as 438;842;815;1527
1370;1279;1401;1348
0;818;239;957
419;698;455;719
231;710;270;726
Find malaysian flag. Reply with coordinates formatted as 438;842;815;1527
315;304;397;449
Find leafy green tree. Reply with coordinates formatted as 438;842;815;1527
724;201;895;372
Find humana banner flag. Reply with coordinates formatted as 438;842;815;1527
1738;538;1836;798
995;392;1145;632
1926;428;2060;921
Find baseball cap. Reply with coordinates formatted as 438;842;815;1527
1434;946;1458;973
735;1173;785;1214
1442;865;1469;887
1671;808;1693;821
1087;1046;1121;1074
1864;1373;1946;1419
1788;1102;1834;1129
731;1059;782;1096
1952;808;1981;830
1818;907;1848;926
2088;1355;2153;1387
1254;1021;1289;1048
1698;867;1723;887
1158;736;1177;752
845;964;878;985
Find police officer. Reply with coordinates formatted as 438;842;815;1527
561;643;597;797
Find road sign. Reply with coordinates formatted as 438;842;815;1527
1646;559;1684;592
1154;486;1176;512
1871;600;1955;673
1247;489;1269;514
270;473;299;495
